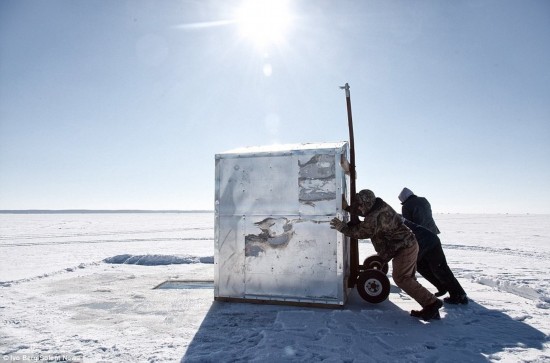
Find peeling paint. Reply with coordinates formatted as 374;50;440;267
298;154;336;205
299;179;336;202
245;218;295;257
298;154;335;179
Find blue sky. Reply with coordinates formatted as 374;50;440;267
1;0;549;213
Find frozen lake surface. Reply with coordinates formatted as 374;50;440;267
1;213;549;362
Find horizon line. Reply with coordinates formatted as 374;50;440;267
0;210;547;215
0;209;214;214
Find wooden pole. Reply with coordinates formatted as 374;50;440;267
340;83;360;288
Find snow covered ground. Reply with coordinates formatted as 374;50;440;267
1;213;549;362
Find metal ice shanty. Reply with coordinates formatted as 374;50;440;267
214;142;351;307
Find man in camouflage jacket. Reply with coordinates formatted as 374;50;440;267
330;189;442;321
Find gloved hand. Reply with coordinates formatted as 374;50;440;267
330;217;347;232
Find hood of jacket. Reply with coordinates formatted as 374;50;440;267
398;187;415;204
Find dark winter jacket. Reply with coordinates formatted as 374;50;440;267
340;198;417;262
403;219;440;261
401;195;440;234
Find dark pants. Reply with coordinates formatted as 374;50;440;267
417;243;466;298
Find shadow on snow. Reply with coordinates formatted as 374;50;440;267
181;289;549;362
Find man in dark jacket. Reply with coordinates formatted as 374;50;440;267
330;189;443;321
404;219;468;305
398;188;440;234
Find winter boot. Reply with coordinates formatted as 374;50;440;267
410;309;441;320
444;294;468;305
420;299;443;321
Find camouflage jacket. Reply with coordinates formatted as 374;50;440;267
340;197;417;261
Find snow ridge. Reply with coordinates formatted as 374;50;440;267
474;276;550;308
103;254;214;266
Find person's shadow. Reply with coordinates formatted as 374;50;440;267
180;287;549;362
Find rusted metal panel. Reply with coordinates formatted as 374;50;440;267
215;142;350;306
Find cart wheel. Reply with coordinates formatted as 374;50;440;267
356;269;390;304
363;255;389;275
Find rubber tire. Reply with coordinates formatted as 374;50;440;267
363;255;389;275
356;269;391;304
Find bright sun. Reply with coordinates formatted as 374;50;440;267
235;0;292;48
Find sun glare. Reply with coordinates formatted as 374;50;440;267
235;0;292;48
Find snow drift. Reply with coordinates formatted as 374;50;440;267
104;254;214;265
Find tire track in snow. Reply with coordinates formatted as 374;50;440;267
0;262;101;287
0;227;213;241
0;254;215;286
0;237;213;247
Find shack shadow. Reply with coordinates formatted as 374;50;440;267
181;289;548;362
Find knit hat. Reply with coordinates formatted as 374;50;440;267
398;187;414;203
357;189;376;211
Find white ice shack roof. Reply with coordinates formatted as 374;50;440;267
217;142;348;158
